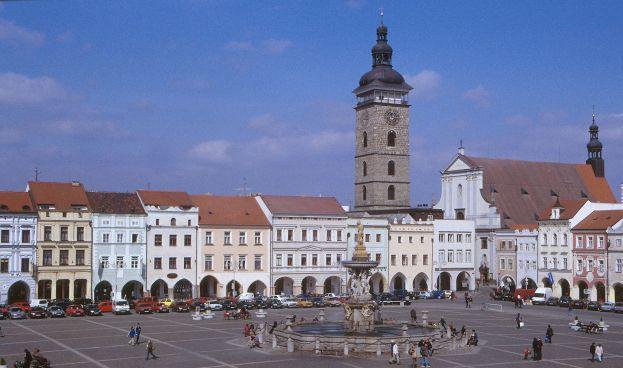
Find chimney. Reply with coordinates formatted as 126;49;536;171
71;181;80;187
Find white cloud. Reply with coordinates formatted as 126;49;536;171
0;18;44;47
610;112;623;120
261;39;292;54
463;85;492;107
56;31;75;44
248;114;280;131
225;41;255;51
406;70;442;100
0;72;68;105
188;140;231;163
47;119;128;138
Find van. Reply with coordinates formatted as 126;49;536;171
237;292;255;302
112;299;131;315
30;299;49;309
532;287;552;305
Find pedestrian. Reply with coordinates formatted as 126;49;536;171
514;297;519;309
410;308;417;323
536;338;543;360
420;343;430;368
546;325;554;343
23;349;33;368
409;342;419;368
532;338;538;361
590;342;596;362
145;340;158;360
135;322;142;345
595;344;603;362
523;347;531;360
468;295;473;308
269;321;277;334
128;325;136;346
460;325;466;340
465;292;469;308
516;313;523;329
389;340;400;365
440;316;447;330
567;305;573;317
243;323;251;337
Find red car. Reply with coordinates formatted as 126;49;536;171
65;305;84;317
134;303;154;314
10;302;31;313
98;301;113;313
152;303;169;313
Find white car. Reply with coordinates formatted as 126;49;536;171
206;300;223;311
30;299;49;309
112;299;130;315
415;291;431;299
324;293;337;299
282;298;298;308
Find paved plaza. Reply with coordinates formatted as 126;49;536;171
2;294;623;368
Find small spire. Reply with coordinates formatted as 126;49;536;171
592;105;596;125
379;8;384;24
458;139;465;155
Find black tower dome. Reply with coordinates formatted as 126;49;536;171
358;21;410;89
586;111;605;177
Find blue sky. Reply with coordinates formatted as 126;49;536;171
1;1;622;206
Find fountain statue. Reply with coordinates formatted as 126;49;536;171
341;221;379;333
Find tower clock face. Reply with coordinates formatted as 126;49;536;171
385;110;399;126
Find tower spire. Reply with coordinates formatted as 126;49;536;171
586;108;604;177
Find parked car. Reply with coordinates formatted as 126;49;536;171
112;300;131;315
237;299;255;310
587;301;601;311
0;304;8;319
558;296;572;307
296;298;313;308
220;299;236;310
414;291;431;299
430;290;445;299
266;299;284;309
282;298;298;308
51;299;72;311
312;297;326;308
254;297;268;309
613;302;623;313
188;299;208;312
98;301;113;313
28;306;48;319
546;297;559;306
10;302;31;313
30;299;49;309
571;299;587;309
172;301;190;313
135;303;154;314
66;305;85;317
442;290;452;299
531;288;552;305
84;304;102;316
73;298;93;308
153;303;170;313
206;300;223;311
160;298;174;308
600;302;615;312
324;297;342;307
9;307;27;319
47;305;65;318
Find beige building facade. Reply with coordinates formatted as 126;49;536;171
388;215;433;292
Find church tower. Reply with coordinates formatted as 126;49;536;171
353;19;412;210
586;111;605;177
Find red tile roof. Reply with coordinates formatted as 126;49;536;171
137;190;194;207
460;156;617;228
0;192;36;213
87;192;146;215
260;195;346;216
509;223;539;231
573;210;623;231
191;195;270;227
28;181;90;212
538;199;588;221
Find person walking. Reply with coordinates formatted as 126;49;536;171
145;340;158;360
546;325;554;343
516;313;523;329
532;338;538;360
590;342;596;362
535;338;543;360
410;308;417;323
409;342;419;368
595;344;603;362
135;322;142;345
128;325;136;346
567;304;573;317
420;343;430;368
389;340;400;365
23;349;33;368
465;292;469;308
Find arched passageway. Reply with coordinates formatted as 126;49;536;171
8;281;30;304
274;277;294;296
200;276;219;298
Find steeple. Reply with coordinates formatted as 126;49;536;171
586;109;604;177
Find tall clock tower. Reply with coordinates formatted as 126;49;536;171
353;20;412;211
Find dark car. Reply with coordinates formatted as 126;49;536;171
312;297;326;308
52;299;72;311
73;298;93;308
172;301;190;313
189;299;207;312
47;305;65;318
221;299;236;310
28;307;48;319
84;304;102;316
430;290;445;299
572;299;587;309
267;299;284;309
254;297;268;309
586;301;601;311
0;304;8;319
237;300;255;310
558;296;572;307
546;297;559;306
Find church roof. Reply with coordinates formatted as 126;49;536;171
191;195;270;227
458;156;616;228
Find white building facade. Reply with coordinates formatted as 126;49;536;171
347;214;389;294
513;227;539;290
607;221;623;302
433;219;476;291
388;214;433;292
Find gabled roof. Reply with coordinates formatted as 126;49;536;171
260;195;346;217
28;181;90;212
191;195;270;227
454;155;616;228
538;199;588;221
0;192;36;213
87;192;146;215
137;190;194;207
573;210;623;231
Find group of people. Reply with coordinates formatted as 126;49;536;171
590;342;605;363
127;323;142;346
243;323;262;348
464;292;473;308
14;349;50;368
389;338;434;368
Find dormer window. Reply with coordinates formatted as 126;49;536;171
551;208;560;220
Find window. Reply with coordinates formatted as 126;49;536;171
59;250;69;265
447;250;454;263
313;230;318;241
60;226;68;241
20;229;30;244
301;254;307;266
187;219;191;226
402;255;408;266
326;230;332;241
365;234;371;242
397;236;402;243
337;230;342;242
77;227;84;242
587;236;594;248
184;235;192;246
132;234;139;243
457;234;463;242
387;131;396;146
508;259;513;270
276;229;282;241
363;161;367;176
391;254;396;266
336;254;342;264
287;254;293;266
131;256;139;269
543;234;548;245
563;233;568;246
438;251;445;265
576;259;582;272
0;259;8;273
457;250;463;263
254;255;262;270
376;234;381;242
169;235;177;246
500;259;506;270
553;233;558;245
276;254;283;267
362;131;367;147
588;259;594;271
388;185;395;200
0;230;8;243
376;253;382;263
448;234;454;243
103;233;110;243
155;219;160;226
154;234;162;246
205;231;213;244
287;230;293;241
116;256;124;268
465;251;471;263
21;258;29;272
552;257;557;269
362;185;367;201
617;259;623;273
466;234;472;243
170;218;176;226
577;236;583;248
598;237;604;248
224;231;231;245
480;238;487;249
388;160;395;176
543;256;548;268
204;255;213;270
563;258;568;270
154;257;162;269
617;239;622;247
412;255;417;265
598;259;604;273
439;234;445;242
44;226;52;241
100;256;109;268
302;229;308;241
326;254;332;266
117;233;123;243
519;260;524;269
184;257;192;269
76;250;85;266
312;254;318;266
169;257;177;269
254;232;262;245
43;250;52;266
224;255;232;270
239;232;247;244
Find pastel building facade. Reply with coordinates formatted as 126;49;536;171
433;219;476;291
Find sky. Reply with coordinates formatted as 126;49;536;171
1;1;622;206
